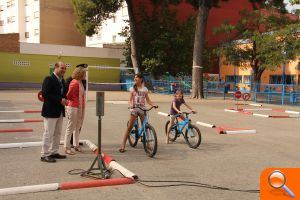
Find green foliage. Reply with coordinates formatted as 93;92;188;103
121;4;198;78
289;0;300;5
72;0;122;36
214;8;299;82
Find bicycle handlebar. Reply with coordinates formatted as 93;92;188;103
128;105;158;111
170;111;195;118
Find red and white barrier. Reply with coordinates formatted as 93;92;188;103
288;115;300;118
0;140;137;196
253;113;270;118
225;130;257;134
243;108;272;111
0;119;43;123
249;103;262;107
217;126;256;134
59;178;134;190
0;141;43;149
225;108;300;119
224;109;239;113
0;183;59;196
157;112;169;116
0;128;33;133
270;115;293;118
285;110;300;115
0;110;41;113
196;121;216;128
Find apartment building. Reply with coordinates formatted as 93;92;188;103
0;0;85;46
86;3;128;48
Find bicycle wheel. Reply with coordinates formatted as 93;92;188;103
165;120;178;142
143;124;158;157
127;121;138;147
184;124;201;149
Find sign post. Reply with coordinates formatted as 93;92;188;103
234;90;242;110
84;92;110;179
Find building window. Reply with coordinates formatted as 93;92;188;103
34;29;39;36
88;36;93;41
0;20;4;26
112;35;116;43
269;75;282;84
7;0;15;8
243;75;251;84
7;16;15;23
97;32;101;39
25;16;30;22
122;6;128;16
285;75;295;85
226;75;242;83
34;11;39;19
112;15;116;23
25;32;29;38
270;75;295;84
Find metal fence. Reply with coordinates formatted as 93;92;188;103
121;75;300;106
253;84;300;105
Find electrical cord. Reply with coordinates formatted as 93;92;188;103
67;169;259;194
136;179;260;193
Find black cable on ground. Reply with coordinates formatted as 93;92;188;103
136;179;260;194
67;168;259;194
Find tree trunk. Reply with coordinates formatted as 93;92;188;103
192;1;209;99
126;0;140;74
251;64;265;93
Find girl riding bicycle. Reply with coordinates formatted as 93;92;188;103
119;74;157;153
166;90;196;144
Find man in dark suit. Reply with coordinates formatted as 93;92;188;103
41;61;68;163
65;63;88;148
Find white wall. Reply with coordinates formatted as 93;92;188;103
86;2;128;47
0;0;40;43
20;42;124;59
24;0;40;43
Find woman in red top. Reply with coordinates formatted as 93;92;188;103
64;67;86;155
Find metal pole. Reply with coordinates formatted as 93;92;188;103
85;68;89;103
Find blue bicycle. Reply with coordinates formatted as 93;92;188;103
127;106;158;157
164;112;201;149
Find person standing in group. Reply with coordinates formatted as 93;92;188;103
119;73;158;153
41;61;68;163
64;67;87;154
65;64;88;148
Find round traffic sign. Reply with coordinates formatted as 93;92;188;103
38;90;44;102
242;93;251;101
234;91;242;99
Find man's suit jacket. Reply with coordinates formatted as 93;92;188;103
41;73;66;118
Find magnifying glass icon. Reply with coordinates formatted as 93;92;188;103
268;170;295;198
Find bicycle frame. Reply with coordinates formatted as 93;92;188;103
172;114;191;134
133;113;149;139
